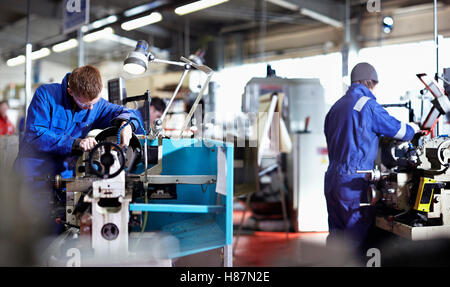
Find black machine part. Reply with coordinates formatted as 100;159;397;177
147;184;177;200
94;127;143;175
101;223;119;240
130;182;177;200
88;142;126;179
121;90;151;133
107;77;126;105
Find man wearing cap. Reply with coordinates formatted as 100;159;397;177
324;62;420;254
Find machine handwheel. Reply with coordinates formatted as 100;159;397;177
88;142;126;179
437;139;450;166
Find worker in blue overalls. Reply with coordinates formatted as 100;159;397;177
14;65;140;234
324;62;421;255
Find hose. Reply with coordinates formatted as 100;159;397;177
116;116;145;145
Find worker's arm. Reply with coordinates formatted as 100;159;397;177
22;88;76;156
369;100;415;141
92;99;142;132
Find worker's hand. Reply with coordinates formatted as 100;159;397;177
119;122;132;147
408;122;421;134
79;138;98;152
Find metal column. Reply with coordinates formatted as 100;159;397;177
78;28;85;67
24;0;32;117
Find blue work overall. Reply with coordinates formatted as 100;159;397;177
14;73;140;234
324;83;414;251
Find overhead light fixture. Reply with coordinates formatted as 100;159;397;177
6;47;51;67
382;16;394;34
121;12;163;31
124;1;167;17
266;0;299;11
300;8;343;28
92;15;118;29
83;27;114;42
175;0;229;16
124;5;150;17
107;15;118;23
31;48;51;60
52;39;78;53
6;55;25;67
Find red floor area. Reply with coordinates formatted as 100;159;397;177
232;209;329;267
233;231;328;266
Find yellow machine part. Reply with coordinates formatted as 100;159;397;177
414;177;436;212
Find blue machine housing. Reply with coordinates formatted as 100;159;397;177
129;138;234;259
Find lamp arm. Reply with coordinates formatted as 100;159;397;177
151;58;187;67
159;68;190;124
143;53;214;138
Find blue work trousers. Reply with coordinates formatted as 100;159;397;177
324;171;376;253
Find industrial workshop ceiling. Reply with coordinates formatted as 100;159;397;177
0;0;447;69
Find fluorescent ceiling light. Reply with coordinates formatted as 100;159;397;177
83;27;114;42
121;12;162;31
175;0;229;16
6;55;25;67
124;1;166;17
300;8;343;28
6;48;51;67
92;15;118;29
266;0;299;11
124;5;149;17
107;15;118;22
52;39;78;53
31;48;51;60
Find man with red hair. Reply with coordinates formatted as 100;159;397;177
14;65;140;234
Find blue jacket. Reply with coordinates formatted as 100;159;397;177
15;73;140;179
324;83;414;175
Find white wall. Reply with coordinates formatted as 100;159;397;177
356;37;450;130
212;52;342;122
38;60;73;84
0;63;25;93
0;60;72;89
0;59;72;129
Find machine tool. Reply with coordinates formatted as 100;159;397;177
41;41;234;267
359;72;450;240
241;71;329;232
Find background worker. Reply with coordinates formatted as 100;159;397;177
324;62;421;255
135;97;167;134
0;100;14;135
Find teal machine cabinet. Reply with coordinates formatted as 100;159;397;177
50;136;234;267
130;138;234;265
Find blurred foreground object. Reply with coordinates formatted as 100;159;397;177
0;164;47;266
